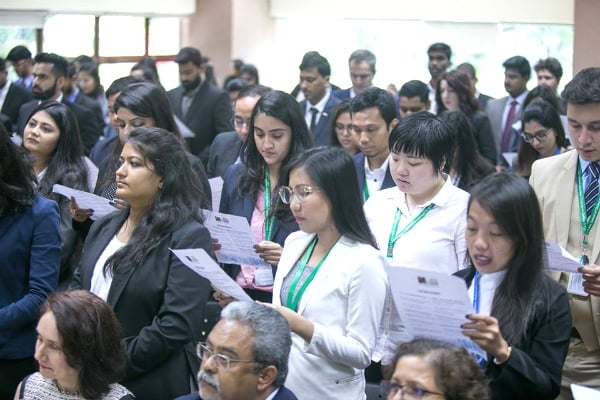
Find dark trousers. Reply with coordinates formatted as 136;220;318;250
0;357;36;400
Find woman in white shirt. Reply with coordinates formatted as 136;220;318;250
269;147;388;400
364;112;470;365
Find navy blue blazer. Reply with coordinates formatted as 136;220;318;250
219;163;298;282
299;95;341;146
0;194;61;359
352;152;395;198
174;386;299;400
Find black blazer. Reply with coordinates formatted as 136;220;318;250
72;90;105;131
167;81;233;161
352;152;395;198
207;131;243;179
17;99;102;154
455;267;572;400
71;210;213;399
470;112;498;167
1;83;32;132
299;95;341;146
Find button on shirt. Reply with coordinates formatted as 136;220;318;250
364;155;390;195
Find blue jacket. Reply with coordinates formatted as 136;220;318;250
0;193;61;359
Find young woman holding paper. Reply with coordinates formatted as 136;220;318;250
218;90;313;302
268;146;388;399
459;173;571;399
71;127;212;399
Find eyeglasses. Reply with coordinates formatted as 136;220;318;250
278;185;321;204
521;129;550;144
383;382;444;399
196;343;256;369
335;123;353;134
231;116;250;130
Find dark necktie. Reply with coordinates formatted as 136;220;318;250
585;162;600;217
310;107;319;134
501;100;518;152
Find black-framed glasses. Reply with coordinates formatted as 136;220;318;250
335;123;353;134
383;381;444;399
196;343;256;369
231;116;250;130
521;129;549;144
278;185;322;204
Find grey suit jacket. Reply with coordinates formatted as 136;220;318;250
485;96;525;163
207;131;243;178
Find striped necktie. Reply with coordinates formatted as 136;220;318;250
585;162;600;217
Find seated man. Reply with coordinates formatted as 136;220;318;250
176;301;298;400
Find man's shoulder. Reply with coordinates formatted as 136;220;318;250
531;150;577;187
325;94;341;110
274;386;300;400
485;96;507;111
333;88;351;100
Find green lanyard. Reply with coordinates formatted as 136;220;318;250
576;161;600;262
286;237;337;310
386;204;436;258
363;175;370;202
263;169;275;241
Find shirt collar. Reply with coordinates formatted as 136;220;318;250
306;86;331;113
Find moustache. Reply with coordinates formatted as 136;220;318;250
198;369;219;389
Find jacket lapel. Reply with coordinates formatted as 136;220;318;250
556;152;577;249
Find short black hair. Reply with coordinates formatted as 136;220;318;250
350;86;398;127
6;45;32;62
236;84;271;102
427;43;452;61
348;49;376;74
398;80;429;103
389;111;454;174
562;67;600;105
503;56;531;80
105;76;140;98
299;51;331;77
456;62;477;81
534;57;563;81
174;47;203;66
33;52;68;79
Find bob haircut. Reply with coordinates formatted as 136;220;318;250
390;338;490;400
468;173;550;344
105;127;205;272
0;125;36;214
389;111;455;175
329;99;351;147
40;290;126;399
284;146;377;248
436;70;480;116
240;90;313;205
25;101;87;200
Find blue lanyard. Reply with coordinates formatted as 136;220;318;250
472;271;481;313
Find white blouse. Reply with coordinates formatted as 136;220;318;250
90;235;126;301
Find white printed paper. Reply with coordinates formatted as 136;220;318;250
545;241;582;273
171;248;252;302
202;210;270;267
208;177;224;212
568;273;589;297
52;184;117;220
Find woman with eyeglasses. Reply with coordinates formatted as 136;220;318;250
514;100;567;179
217;90;313;303
385;338;490;400
329;99;359;156
268;146;388;399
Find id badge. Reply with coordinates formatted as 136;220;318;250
254;267;274;287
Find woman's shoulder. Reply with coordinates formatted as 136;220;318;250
103;383;135;400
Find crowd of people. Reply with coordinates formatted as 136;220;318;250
1;40;600;400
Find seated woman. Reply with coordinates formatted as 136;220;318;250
269;146;388;399
329;99;359;156
0;126;61;399
218;90;313;302
71;127;213;399
460;173;571;399
15;290;133;399
22;101;95;287
386;338;490;400
439;110;494;192
514;100;568;179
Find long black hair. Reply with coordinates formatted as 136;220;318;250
0;125;36;215
105;127;204;273
24;101;88;201
284;146;377;247
468;173;552;345
240;90;313;216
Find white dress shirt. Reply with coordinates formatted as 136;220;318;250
467;268;508;317
304;87;331;129
364;154;390;195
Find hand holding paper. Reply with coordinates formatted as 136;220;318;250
53;184;117;220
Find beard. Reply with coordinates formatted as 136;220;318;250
32;80;58;101
182;75;201;91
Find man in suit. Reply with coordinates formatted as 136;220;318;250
535;57;566;114
6;45;34;90
176;301;299;400
16;52;102;154
485;55;531;167
298;51;340;146
334;49;376;101
350;87;398;201
167;47;233;164
207;84;270;179
456;62;494;111
426;43;452;114
398;80;430;119
530;67;600;399
0;57;32;133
